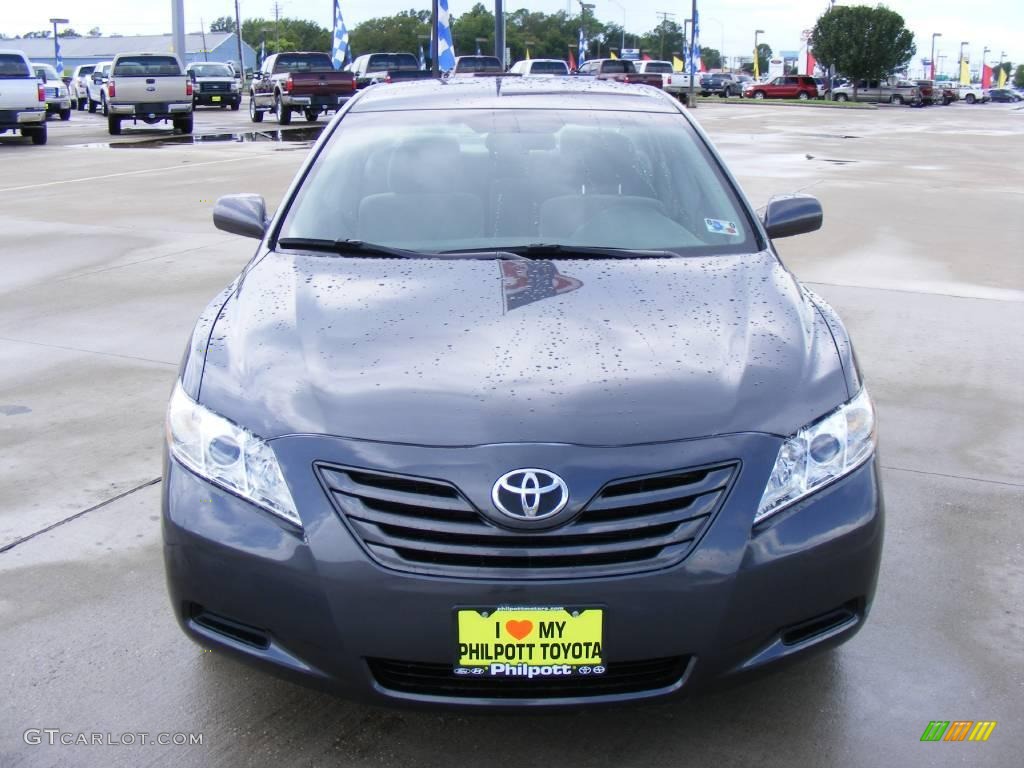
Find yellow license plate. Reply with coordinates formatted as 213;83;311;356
457;607;604;677
211;96;221;102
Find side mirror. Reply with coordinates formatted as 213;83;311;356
189;70;197;81
762;194;823;239
252;71;262;81
213;194;269;240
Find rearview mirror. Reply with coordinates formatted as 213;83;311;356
213;194;269;240
762;194;823;239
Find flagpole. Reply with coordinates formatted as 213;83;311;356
432;0;440;77
686;0;697;107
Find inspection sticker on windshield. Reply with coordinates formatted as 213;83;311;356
705;217;740;236
456;606;604;677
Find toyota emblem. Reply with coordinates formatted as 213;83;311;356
491;469;569;520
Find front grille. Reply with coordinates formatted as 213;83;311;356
317;461;737;579
200;82;229;93
368;657;688;699
45;87;59;98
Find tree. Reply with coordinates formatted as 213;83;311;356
23;30;52;38
348;10;430;59
701;47;722;70
241;16;330;56
1015;64;1024;88
88;27;101;37
210;16;236;34
58;28;80;38
740;44;772;75
811;5;915;97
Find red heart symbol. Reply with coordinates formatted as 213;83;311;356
505;620;533;641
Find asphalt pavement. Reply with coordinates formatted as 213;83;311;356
1;99;1022;767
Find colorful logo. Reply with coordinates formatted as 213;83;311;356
920;721;997;742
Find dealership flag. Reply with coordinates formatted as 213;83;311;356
331;0;350;69
55;35;63;76
689;7;700;77
959;57;970;85
568;47;576;71
437;0;456;71
578;23;587;67
997;66;1007;87
672;55;685;72
418;43;426;70
982;64;992;88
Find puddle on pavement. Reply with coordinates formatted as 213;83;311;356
71;126;324;150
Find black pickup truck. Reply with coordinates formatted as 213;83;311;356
345;53;433;90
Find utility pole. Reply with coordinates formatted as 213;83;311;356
171;0;186;65
235;0;245;77
930;32;941;81
656;11;676;61
495;0;505;69
200;19;209;61
272;1;283;50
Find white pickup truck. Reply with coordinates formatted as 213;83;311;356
105;52;193;135
0;49;47;145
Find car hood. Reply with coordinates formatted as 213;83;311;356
197;251;850;446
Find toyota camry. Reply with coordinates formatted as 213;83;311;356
163;77;883;707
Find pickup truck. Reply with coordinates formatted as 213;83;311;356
956;83;988;104
576;59;663;89
832;78;921;105
345;53;433;89
105;53;193;135
70;63;95;110
250;52;357;125
0;49;47;144
186;61;241;110
450;56;505;76
32;62;72;120
85;60;113;113
700;72;745;97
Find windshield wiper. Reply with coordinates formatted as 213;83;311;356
276;238;425;259
503;243;675;259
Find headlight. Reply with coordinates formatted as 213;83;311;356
231;81;241;91
166;381;301;527
756;388;875;524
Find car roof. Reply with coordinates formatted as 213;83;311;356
350;76;682;113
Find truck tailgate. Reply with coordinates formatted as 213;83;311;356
290;72;357;97
113;75;188;103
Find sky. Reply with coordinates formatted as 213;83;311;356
3;1;1021;76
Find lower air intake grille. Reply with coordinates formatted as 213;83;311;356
367;657;689;699
317;462;738;579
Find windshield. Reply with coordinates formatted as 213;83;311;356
114;56;181;76
189;63;233;77
33;64;60;80
0;54;31;79
280;109;756;256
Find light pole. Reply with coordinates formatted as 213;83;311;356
930;32;941;81
579;2;595;63
49;17;68;75
608;0;626;52
431;0;439;78
495;0;505;68
754;29;764;79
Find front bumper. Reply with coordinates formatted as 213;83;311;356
162;432;883;708
194;92;241;106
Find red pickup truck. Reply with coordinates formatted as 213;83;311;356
576;59;663;89
250;52;357;124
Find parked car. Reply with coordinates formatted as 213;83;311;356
85;60;113;113
509;59;569;76
743;75;819;100
31;62;71;120
346;53;434;89
662;71;696;97
450;56;504;76
576;59;663;88
165;77;882;708
250;52;358;125
917;80;955;105
831;78;921;105
186;61;241;110
700;72;743;97
955;84;988;104
985;88;1022;103
634;60;674;76
69;64;95;111
105;52;193;135
0;49;47;144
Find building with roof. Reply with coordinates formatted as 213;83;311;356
5;32;257;76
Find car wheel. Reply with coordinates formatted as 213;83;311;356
753;91;765;100
304;108;318;122
59;108;72;121
835;93;848;102
965;93;976;104
890;95;903;105
249;93;263;122
76;98;85;111
276;95;292;125
798;91;809;100
101;95;108;116
230;99;240;111
26;124;47;145
107;116;121;135
174;116;194;134
88;98;97;113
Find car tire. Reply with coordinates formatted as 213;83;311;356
107;116;121;135
890;95;903;105
965;93;976;104
101;95;108;116
26;124;47;145
76;97;85;111
249;93;263;122
835;93;848;102
304;108;318;122
174;116;194;134
753;91;765;100
276;95;292;125
798;91;809;100
88;98;97;113
59;108;72;121
231;99;240;111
